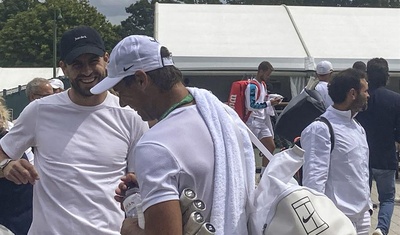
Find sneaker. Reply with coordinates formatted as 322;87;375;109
372;228;383;235
395;197;400;204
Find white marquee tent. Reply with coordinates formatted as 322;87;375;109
2;4;399;95
154;3;400;73
0;67;64;92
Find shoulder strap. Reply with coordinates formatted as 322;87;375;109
261;81;266;90
315;116;335;153
244;80;262;122
249;80;262;99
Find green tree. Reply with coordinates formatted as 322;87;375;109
119;0;222;38
119;0;155;37
0;0;120;67
0;0;34;30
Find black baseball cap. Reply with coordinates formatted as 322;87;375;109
60;26;106;64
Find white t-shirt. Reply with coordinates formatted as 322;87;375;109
7;121;34;164
315;81;333;108
131;105;215;220
0;91;148;235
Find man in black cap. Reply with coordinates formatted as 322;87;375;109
0;26;148;234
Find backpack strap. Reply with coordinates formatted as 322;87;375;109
249;80;263;99
261;81;266;91
244;80;264;122
314;116;335;153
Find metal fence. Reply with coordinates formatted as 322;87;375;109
1;77;70;120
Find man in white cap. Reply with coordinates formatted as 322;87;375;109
49;78;65;93
91;35;255;235
315;60;334;108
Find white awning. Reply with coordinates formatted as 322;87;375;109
0;67;64;91
154;4;400;72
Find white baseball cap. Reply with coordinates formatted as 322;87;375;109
90;35;174;95
49;78;64;90
316;61;334;75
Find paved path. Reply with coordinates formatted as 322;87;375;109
370;178;400;235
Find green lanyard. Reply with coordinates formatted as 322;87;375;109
159;94;194;121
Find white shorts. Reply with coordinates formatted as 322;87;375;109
246;117;273;139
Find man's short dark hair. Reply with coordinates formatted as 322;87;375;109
352;61;366;72
258;61;274;72
367;58;389;88
123;47;183;91
328;68;365;104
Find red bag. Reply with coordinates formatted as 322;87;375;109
227;79;263;122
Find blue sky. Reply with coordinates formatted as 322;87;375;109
89;0;135;25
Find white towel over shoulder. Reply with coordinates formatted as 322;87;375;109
187;87;255;235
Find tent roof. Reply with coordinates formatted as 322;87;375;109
0;67;64;91
154;4;400;72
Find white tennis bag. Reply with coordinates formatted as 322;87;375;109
246;133;356;235
0;225;14;235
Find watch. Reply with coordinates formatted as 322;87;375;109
0;159;13;172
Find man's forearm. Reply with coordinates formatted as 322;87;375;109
0;146;11;178
0;146;11;162
121;218;145;235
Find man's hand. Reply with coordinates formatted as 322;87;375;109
270;97;283;106
121;217;145;235
3;158;38;185
114;172;138;210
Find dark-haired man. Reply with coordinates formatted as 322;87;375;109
245;61;281;175
301;68;371;234
352;61;367;73
91;35;255;235
0;26;148;234
356;58;400;235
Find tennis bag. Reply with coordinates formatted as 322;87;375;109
247;145;356;235
274;88;325;142
227;79;264;123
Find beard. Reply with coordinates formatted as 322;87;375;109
70;80;92;97
70;75;103;97
360;102;368;111
352;94;368;112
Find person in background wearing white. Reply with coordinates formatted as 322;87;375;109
301;68;372;234
49;78;65;93
245;61;281;176
315;60;334;108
